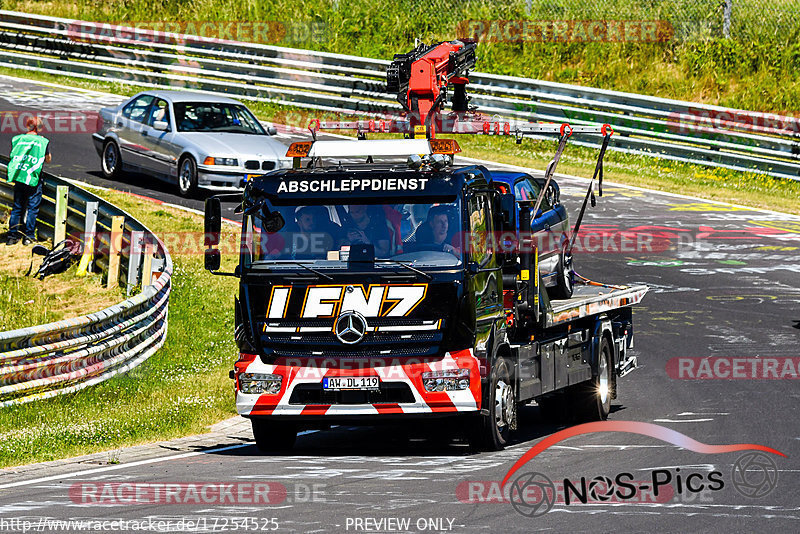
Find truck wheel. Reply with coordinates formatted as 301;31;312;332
177;156;198;197
550;242;574;300
101;140;122;180
469;356;515;451
251;419;297;453
574;337;612;421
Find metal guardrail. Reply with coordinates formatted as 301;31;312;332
0;159;171;407
0;10;798;181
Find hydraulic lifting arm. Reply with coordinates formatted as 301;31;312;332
386;40;477;138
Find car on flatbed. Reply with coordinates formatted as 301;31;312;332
92;90;291;197
491;171;573;299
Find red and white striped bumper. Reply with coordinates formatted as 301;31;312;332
234;349;482;417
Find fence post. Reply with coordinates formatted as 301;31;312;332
106;215;124;288
142;243;154;288
723;0;732;38
126;230;144;295
83;201;98;273
54;185;68;243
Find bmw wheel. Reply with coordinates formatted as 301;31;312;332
177;156;198;198
101;140;122;180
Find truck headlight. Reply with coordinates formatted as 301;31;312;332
203;157;238;166
422;368;470;392
238;373;282;394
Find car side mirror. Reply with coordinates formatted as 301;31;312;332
267;126;278;136
153;120;169;131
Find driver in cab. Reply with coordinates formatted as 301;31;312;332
411;204;459;256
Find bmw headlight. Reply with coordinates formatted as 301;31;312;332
203;157;239;166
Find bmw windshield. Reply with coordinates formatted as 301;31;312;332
241;199;464;269
173;102;266;134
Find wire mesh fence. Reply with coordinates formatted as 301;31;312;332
327;0;800;42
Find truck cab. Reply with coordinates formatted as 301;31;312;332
204;139;647;452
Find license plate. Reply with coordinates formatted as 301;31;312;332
322;376;380;391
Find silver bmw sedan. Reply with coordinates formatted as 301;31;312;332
92;90;291;197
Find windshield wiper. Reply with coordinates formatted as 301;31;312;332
374;259;433;281
283;261;334;281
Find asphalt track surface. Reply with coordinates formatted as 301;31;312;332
1;76;799;533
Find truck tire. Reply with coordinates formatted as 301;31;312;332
251;419;297;453
177;156;199;198
573;337;612;421
550;242;574;300
101;140;122;180
468;356;515;451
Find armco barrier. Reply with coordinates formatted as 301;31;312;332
0;10;798;181
0;158;171;407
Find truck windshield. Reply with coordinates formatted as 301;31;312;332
244;199;463;267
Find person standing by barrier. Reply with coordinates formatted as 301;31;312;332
6;117;51;246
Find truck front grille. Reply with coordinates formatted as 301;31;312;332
260;320;443;359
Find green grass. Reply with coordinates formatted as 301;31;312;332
0;261;123;331
0;193;241;467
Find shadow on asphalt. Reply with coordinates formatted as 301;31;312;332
204;403;628;458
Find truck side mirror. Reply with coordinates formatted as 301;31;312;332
204;197;222;272
205;249;221;271
499;193;517;230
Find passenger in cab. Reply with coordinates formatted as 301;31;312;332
291;206;340;259
341;205;391;257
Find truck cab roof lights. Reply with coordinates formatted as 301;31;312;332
428;138;461;155
286;141;313;158
407;153;452;170
284;138;461;159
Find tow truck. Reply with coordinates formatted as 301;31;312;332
202;41;648;451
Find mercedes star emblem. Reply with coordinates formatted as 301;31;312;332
334;311;368;344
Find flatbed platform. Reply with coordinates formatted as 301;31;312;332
545;283;649;328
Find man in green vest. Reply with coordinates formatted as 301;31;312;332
6;116;51;246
